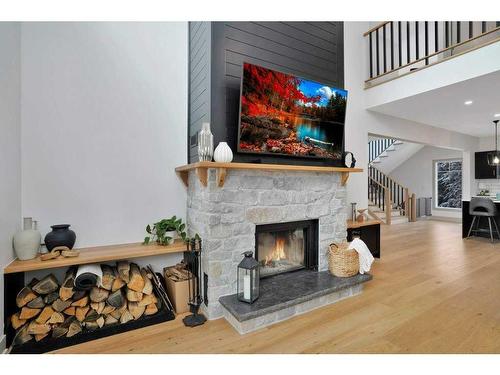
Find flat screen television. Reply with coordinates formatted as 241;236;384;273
238;62;347;161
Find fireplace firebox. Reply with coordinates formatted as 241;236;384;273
255;220;318;278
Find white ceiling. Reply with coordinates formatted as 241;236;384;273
368;70;500;138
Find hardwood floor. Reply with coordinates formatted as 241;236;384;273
54;220;500;354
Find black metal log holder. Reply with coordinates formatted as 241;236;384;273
183;237;207;327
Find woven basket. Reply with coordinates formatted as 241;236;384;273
328;242;359;277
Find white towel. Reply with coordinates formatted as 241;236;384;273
348;238;374;274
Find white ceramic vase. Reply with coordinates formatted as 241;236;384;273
214;142;233;163
13;217;41;260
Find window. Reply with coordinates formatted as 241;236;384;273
435;159;462;209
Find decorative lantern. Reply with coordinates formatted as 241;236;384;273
237;251;260;303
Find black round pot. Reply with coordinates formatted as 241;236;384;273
44;224;76;251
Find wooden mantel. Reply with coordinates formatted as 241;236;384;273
175;161;363;188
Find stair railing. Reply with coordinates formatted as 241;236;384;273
368;138;396;163
368;165;417;223
364;21;500;88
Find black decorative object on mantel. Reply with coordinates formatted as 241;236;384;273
44;224;76;251
237;251;260;304
343;151;356;168
183;237;207;327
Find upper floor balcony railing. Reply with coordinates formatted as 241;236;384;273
364;21;500;88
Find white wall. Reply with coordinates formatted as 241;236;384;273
344;22;479;209
21;23;188;267
0;22;21;349
390;145;463;218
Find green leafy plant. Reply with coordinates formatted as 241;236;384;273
143;216;187;246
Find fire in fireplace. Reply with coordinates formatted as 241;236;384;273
255;220;318;278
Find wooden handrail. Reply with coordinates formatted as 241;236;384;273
363;22;390;37
364;24;500;83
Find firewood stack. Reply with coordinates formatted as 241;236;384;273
10;262;161;347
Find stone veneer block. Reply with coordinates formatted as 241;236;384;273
186;168;349;320
221;283;365;334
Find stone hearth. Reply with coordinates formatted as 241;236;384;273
186;167;348;320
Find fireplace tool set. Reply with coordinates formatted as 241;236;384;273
146;264;174;313
183;237;207;327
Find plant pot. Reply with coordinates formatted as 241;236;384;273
44;224;76;251
214;142;233;163
165;230;178;245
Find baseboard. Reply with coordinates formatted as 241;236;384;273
428;216;462;223
0;334;6;354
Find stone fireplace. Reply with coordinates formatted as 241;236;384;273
185;167;348;320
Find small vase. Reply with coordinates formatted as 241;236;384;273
44;224;76;251
198;122;214;162
13;217;41;260
214;142;233;163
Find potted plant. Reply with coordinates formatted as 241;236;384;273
143;216;187;246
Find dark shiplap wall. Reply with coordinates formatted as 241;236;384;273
188;21;344;165
188;22;211;162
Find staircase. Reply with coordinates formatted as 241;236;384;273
368;138;417;225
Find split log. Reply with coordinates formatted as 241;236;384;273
12;326;32;346
35;333;49;342
101;265;115;291
84;309;99;322
52;326;68;339
141;268;153;295
67;321;82;337
19;307;41;320
126;288;143;302
60;268;76;301
36;306;55;324
104;315;118;325
16;286;38;308
90;301;105;314
117;261;130;283
27;321;51;335
138;293;157;307
71;295;89;307
107;289;124;308
127;263;145;292
52;298;72;312
32;274;59;295
27;296;46;309
112;268;126;291
90;287;109;303
102;305;115;315
128;302;146;320
85;321;99;330
72;290;87;301
110;308;123;320
64;306;76;316
10;313;27;330
96;316;105;328
75;306;90;322
44;292;59;305
48;311;65;324
119;309;134;324
145;303;158;316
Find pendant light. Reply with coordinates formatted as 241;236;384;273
487;120;500;166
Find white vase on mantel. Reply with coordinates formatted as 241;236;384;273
214;142;233;163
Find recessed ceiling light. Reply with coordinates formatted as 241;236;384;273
464;100;473;105
495;113;500;118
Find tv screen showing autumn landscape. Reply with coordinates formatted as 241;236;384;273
238;63;347;160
